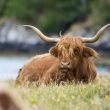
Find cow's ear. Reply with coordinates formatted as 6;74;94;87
83;47;98;58
49;46;58;57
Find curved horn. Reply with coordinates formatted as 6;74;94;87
59;31;63;37
23;25;59;43
82;24;110;43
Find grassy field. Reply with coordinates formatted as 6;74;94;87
4;75;110;110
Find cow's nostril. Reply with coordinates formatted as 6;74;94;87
61;62;70;66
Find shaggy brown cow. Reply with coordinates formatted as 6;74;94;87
16;24;110;85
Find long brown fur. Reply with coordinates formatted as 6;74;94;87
16;36;98;85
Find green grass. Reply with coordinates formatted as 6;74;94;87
5;75;110;110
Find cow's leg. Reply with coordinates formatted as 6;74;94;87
39;65;58;85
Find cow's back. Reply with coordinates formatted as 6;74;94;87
16;53;58;84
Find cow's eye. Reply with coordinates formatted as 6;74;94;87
74;48;80;56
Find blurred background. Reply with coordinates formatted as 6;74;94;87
0;0;110;80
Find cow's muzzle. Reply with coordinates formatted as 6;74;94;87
59;61;72;73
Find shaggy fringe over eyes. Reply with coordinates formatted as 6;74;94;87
58;45;81;58
58;45;70;58
58;45;98;58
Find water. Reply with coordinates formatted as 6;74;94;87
0;55;29;80
0;55;109;80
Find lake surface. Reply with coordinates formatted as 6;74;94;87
0;54;110;80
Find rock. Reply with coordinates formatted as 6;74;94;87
0;20;53;53
0;20;110;55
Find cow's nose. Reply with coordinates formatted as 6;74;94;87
60;61;70;67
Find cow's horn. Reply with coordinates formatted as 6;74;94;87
23;25;59;43
82;24;110;43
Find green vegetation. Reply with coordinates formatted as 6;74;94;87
0;0;110;34
6;75;110;110
90;0;110;25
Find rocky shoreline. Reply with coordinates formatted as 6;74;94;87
0;20;110;54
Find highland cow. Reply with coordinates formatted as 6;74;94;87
16;24;110;85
